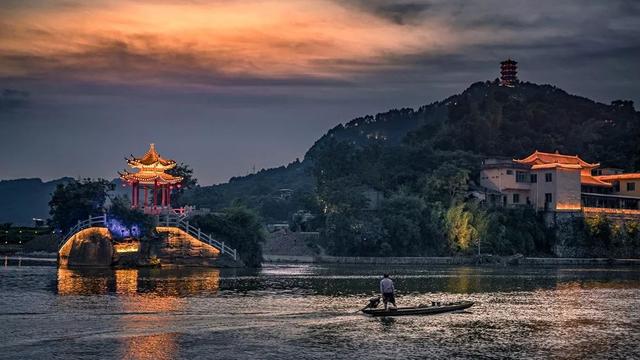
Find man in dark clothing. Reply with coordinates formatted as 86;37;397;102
379;273;396;310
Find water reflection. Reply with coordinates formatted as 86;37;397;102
115;269;138;295
56;268;221;360
378;317;396;332
118;288;182;360
56;267;221;296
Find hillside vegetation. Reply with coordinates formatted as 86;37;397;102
185;80;640;256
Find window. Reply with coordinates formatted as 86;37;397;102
545;173;553;182
530;174;537;183
516;171;528;183
506;169;513;175
627;182;636;191
513;194;520;203
545;193;553;203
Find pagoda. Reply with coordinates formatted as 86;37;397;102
500;59;518;87
119;144;183;211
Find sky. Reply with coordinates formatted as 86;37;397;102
1;0;639;185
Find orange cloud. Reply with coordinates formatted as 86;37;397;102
0;1;455;88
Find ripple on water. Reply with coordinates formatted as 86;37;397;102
0;263;639;359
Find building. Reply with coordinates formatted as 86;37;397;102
119;144;183;213
480;150;640;216
500;59;518;87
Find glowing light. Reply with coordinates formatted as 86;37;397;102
556;203;582;211
58;227;112;266
114;242;140;253
107;218;141;238
156;226;220;256
583;207;640;215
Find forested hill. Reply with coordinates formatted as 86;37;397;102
404;81;639;169
184;80;639;218
0;177;73;226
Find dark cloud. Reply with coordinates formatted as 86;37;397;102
0;89;29;113
371;2;431;25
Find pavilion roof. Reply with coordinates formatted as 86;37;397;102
119;169;183;185
127;143;176;170
514;150;599;169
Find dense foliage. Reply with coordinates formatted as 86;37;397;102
191;205;266;267
310;81;639;256
48;178;114;232
167;162;198;206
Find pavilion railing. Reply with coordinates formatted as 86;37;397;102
57;213;238;262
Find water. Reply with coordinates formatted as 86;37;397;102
1;258;639;359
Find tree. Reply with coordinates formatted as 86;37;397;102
445;202;485;253
191;205;265;267
48;178;114;232
167;162;198;206
380;193;426;256
420;163;470;205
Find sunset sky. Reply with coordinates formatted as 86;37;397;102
1;0;639;184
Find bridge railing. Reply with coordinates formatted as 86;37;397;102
58;214;107;250
57;213;238;262
159;214;237;261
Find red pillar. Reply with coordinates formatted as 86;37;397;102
153;181;158;208
167;186;171;208
161;184;165;207
135;183;139;208
131;183;136;207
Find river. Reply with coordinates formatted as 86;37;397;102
1;258;639;359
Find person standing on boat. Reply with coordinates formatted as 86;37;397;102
380;273;396;310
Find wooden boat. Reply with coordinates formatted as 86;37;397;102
361;300;474;317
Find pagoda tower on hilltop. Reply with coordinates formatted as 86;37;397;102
500;58;518;87
119;143;183;212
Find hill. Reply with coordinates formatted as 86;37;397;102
0;177;73;226
182;80;639;222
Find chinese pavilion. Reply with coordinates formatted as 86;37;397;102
500;58;518;87
119;144;183;211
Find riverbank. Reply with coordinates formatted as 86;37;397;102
262;254;640;266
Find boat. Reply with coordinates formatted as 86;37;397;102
360;299;474;317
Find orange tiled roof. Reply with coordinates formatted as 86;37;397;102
127;143;176;169
595;173;640;181
514;150;599;168
581;175;613;187
531;163;582;170
119;170;182;185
